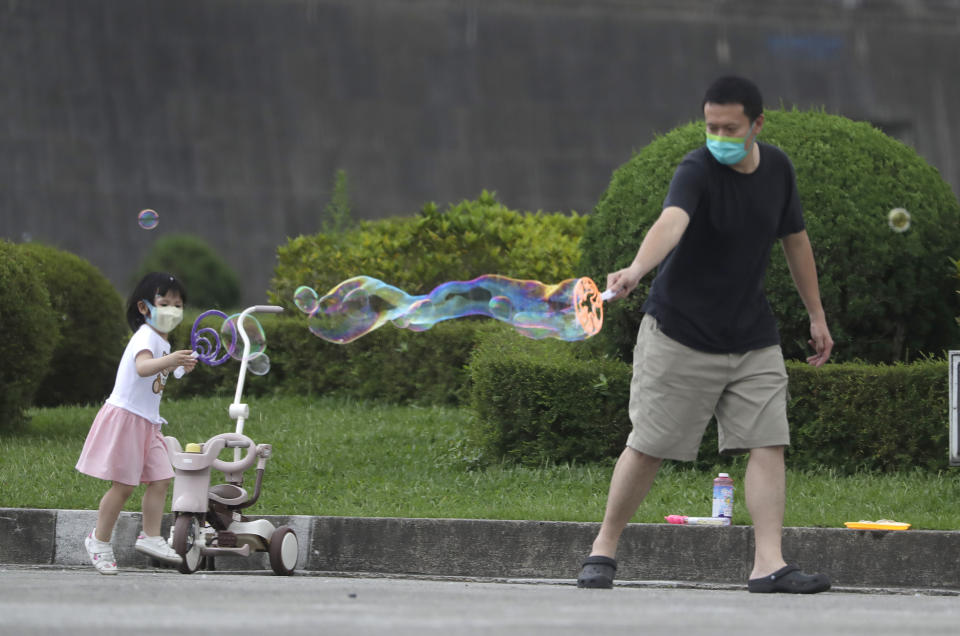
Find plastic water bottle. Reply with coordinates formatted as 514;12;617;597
712;473;734;519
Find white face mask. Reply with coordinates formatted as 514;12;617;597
143;300;183;333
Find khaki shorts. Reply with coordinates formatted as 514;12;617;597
627;314;790;461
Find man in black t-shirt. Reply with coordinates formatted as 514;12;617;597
578;76;834;593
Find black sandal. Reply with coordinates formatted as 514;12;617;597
577;555;617;589
748;564;831;593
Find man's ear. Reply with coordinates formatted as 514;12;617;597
751;113;765;139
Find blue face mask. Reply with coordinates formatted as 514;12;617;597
706;122;757;165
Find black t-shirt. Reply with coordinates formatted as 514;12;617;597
641;142;805;353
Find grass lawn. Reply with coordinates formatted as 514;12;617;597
2;395;959;530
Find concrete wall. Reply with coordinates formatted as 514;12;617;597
1;0;958;305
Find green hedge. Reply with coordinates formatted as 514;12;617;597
467;326;632;465
955;256;960;328
269;191;587;309
786;360;949;472
163;312;486;406
467;327;951;473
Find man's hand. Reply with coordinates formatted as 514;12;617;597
807;319;833;367
605;264;643;301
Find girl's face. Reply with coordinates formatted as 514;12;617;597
137;289;185;338
137;289;184;317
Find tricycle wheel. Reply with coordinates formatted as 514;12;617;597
172;514;204;574
268;525;298;576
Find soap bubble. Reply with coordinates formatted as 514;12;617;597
221;313;267;361
294;285;320;315
246;352;271;376
888;207;911;233
138;209;159;230
295;274;604;344
487;295;514;320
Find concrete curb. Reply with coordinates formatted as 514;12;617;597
2;508;958;590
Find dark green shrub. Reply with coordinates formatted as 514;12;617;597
467;326;631;465
786;360;949;473
467;327;950;472
133;234;241;310
0;241;60;429
270;190;587;307
275;317;483;405
19;243;126;407
163;313;483;406
954;257;960;328
581;109;960;364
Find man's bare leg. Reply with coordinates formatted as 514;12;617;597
745;445;788;579
590;446;663;558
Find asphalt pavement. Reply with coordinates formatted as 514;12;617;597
2;565;959;636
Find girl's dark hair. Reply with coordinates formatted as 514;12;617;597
702;75;764;122
126;272;188;331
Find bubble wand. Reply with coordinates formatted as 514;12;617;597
174;309;273;377
190;310;235;366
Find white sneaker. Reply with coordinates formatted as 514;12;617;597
135;533;182;565
84;532;118;575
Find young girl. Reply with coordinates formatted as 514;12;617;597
76;272;198;574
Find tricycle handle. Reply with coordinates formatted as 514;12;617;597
249;305;284;314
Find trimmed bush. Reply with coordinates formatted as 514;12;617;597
580;109;960;364
0;241;61;429
467;326;632;465
133;234;241;310
270;190;587;308
954;256;960;328
273;318;484;406
467;326;950;472
163;313;484;406
786;360;949;473
19;243;126;407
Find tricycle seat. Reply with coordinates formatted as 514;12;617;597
208;483;248;506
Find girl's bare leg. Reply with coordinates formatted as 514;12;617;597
95;482;136;542
141;479;171;537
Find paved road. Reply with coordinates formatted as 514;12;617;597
2;566;959;635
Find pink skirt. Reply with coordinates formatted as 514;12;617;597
76;404;174;486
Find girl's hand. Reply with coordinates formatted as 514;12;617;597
171;349;199;374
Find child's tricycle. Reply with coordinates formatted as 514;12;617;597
163;305;299;575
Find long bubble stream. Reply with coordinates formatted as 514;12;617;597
293;274;605;344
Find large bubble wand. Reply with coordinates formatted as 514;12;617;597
190;310;235;366
294;274;615;344
175;309;274;376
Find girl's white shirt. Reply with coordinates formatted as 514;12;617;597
105;324;171;425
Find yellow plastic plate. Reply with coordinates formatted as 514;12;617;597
844;521;911;531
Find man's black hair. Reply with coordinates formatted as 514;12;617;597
702;75;764;121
